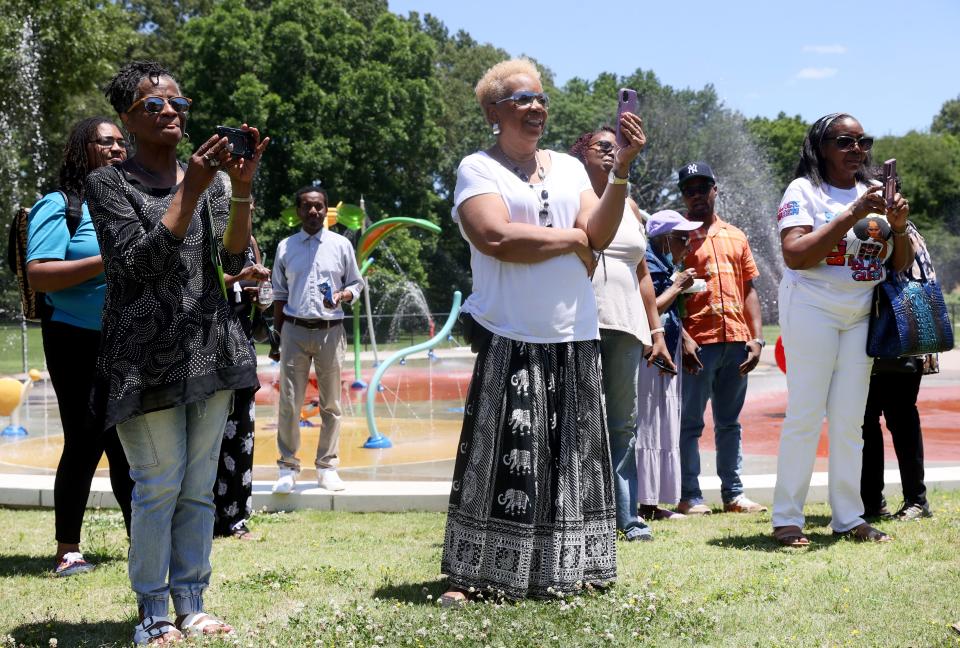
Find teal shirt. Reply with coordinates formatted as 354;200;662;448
25;192;105;331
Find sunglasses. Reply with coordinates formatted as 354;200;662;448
493;91;549;108
824;135;874;152
680;183;714;198
127;95;192;115
90;136;128;148
590;141;615;154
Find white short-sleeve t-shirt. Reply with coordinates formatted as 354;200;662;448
452;150;599;343
777;177;894;300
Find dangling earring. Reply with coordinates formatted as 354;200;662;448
128;132;136;148
492;122;501;136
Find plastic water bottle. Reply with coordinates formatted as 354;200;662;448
257;280;274;308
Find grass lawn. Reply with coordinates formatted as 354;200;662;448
2;492;959;647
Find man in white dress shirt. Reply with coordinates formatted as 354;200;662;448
270;186;364;493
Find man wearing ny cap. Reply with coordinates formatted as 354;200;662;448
675;161;766;515
270;185;364;494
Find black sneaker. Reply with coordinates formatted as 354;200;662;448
894;502;932;521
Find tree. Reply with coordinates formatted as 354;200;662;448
0;0;139;316
178;0;445;324
873;131;960;289
746;112;809;191
932;96;960;138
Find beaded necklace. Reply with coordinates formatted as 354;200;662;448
496;147;552;227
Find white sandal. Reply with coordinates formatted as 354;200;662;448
176;612;234;637
133;616;182;645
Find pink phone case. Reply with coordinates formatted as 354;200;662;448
615;88;639;148
883;159;897;207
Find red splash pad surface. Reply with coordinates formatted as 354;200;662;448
705;386;960;461
255;366;958;462
254;367;473;405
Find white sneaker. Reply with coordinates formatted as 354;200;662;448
272;468;296;494
317;468;346;491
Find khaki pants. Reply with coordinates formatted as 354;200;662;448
277;322;346;471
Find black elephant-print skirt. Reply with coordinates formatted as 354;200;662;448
441;334;617;599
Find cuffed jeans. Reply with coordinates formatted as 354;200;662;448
772;278;872;533
599;329;650;538
679;342;748;503
116;390;233;618
277;322;345;471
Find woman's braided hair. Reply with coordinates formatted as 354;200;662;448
795;112;874;187
103;60;176;115
58;116;115;200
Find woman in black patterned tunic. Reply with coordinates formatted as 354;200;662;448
440;59;646;603
86;61;268;644
215;236;269;539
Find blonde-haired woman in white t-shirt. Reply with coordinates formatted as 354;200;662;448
772;112;913;547
440;58;645;603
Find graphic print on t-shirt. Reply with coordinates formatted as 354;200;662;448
823;214;893;281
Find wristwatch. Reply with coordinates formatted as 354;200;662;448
608;170;628;185
748;338;766;349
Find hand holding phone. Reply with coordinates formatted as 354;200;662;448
645;350;678;375
216;125;256;160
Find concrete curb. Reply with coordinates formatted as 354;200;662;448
3;466;959;513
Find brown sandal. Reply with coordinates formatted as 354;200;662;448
439;589;469;608
835;523;892;543
773;525;810;547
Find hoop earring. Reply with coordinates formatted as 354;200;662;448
492;122;501;136
182;131;190;142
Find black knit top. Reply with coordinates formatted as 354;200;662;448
85;164;258;428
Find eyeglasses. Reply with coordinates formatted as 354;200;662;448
89;136;128;148
668;233;689;244
590;141;615;154
493;91;549;108
680;183;714;198
824;135;874;152
127;95;192;115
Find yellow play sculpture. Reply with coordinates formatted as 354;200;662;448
0;369;42;436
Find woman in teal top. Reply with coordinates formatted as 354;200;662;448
26;116;133;577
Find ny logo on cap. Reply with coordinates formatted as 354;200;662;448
687;164;698;174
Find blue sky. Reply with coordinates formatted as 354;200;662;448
388;0;957;136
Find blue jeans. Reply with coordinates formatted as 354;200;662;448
116;390;233;618
679;342;748;503
600;330;650;539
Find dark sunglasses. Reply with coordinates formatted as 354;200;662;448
493;91;549;108
824;135;874;152
89;136;128;148
590;141;615;154
127;95;192;115
680;183;714;198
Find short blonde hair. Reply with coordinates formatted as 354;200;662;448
475;58;542;113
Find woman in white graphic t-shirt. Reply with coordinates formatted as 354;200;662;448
771;112;913;547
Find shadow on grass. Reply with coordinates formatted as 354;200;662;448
374;577;449;605
11;618;130;647
707;515;844;552
0;551;122;577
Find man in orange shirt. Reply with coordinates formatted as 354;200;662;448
675;162;766;515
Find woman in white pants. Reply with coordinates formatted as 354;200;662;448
772;112;913;546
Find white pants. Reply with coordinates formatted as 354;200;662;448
771;278;874;532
